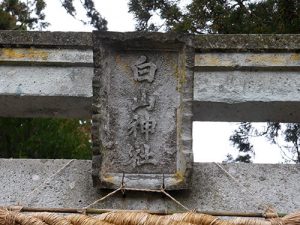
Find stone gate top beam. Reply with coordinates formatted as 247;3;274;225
0;31;92;49
0;31;300;121
194;34;300;51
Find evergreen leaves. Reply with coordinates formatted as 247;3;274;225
128;0;300;34
61;0;107;30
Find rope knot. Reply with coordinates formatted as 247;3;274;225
264;207;279;219
264;208;284;225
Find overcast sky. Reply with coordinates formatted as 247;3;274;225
44;0;135;32
43;0;284;164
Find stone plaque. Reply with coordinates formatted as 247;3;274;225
92;32;193;190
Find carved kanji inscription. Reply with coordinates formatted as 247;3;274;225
131;56;157;83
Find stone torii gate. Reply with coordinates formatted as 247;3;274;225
0;31;300;213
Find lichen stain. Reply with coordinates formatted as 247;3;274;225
1;48;48;60
197;55;220;66
115;54;131;73
196;55;234;66
102;175;115;183
197;54;299;66
247;54;285;65
114;54;136;87
290;54;300;62
174;53;187;92
174;171;184;183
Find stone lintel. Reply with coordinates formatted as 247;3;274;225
0;31;92;49
194;34;300;52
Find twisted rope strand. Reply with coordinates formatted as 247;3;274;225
1;209;300;225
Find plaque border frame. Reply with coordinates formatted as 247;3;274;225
92;32;194;190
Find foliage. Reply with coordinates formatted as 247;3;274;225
61;0;107;30
0;0;48;30
227;122;300;163
283;124;300;162
0;0;107;31
128;0;183;31
128;0;300;34
227;122;254;163
0;118;91;159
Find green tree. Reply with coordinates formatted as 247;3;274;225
0;0;106;159
129;0;300;34
60;0;107;30
0;118;91;159
226;122;300;163
0;0;48;30
128;0;300;163
0;0;107;31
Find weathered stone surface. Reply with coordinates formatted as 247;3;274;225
195;53;300;69
0;31;92;49
195;71;300;103
92;32;193;190
1;159;300;213
0;48;93;66
194;34;300;51
0;159;97;208
0;66;93;97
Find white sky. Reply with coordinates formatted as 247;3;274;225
44;0;285;164
44;0;135;32
194;122;283;163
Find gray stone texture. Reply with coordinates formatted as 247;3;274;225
0;31;92;49
194;34;300;50
1;159;300;213
0;66;92;97
195;71;300;103
195;53;300;68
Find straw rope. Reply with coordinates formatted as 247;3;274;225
1;208;300;225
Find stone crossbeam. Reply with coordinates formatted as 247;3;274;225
0;31;93;118
194;52;300;122
0;31;300;121
0;159;299;213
